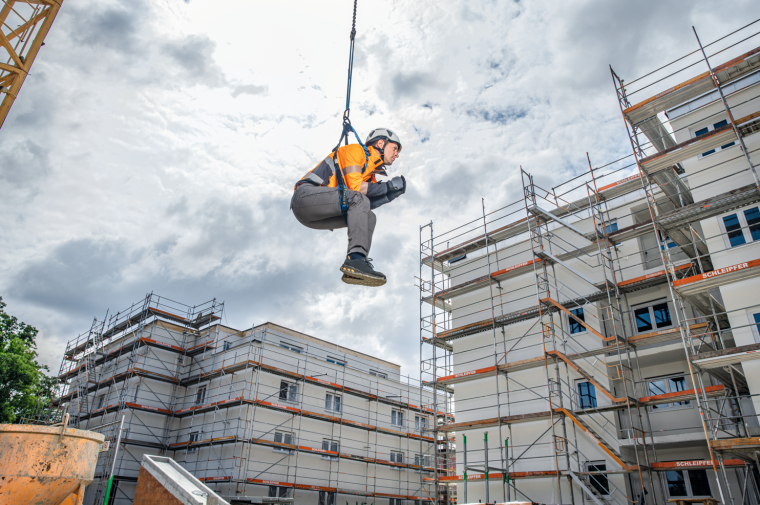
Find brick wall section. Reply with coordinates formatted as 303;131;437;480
132;466;184;505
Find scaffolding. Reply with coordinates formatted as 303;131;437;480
419;21;760;505
52;293;447;504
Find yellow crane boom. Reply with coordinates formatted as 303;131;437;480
0;0;62;128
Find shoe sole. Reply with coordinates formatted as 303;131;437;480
340;268;387;287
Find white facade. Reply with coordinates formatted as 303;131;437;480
420;37;760;505
58;311;440;505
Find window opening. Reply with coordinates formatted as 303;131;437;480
695;118;735;157
318;491;336;505
586;462;609;496
569;307;586;334
325;393;341;412
273;431;294;454
415;415;427;431
279;342;302;353
720;206;760;248
321;439;339;461
666;468;711;497
279;381;298;402
648;374;690;410
195;386;206;405
326;357;345;366
633;301;672;333
268;486;288;498
370;370;388;379
187;431;199;453
577;381;597;409
391;410;404;427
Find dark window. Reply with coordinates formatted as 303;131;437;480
268;486;288;497
279;381;297;402
688;469;711;496
577;382;597;409
635;302;672;333
605;222;618;234
587;462;609;495
318;491;336;505
322;439;339;461
195;386;206;405
569;308;586;334
696;120;735;157
187;432;199;454
634;307;653;332
327;357;345;366
279;342;302;353
97;395;105;409
754;313;760;337
223;341;231;351
392;410;404;426
745;208;760;241
723;214;746;247
391;451;404;463
652;303;672;328
713;120;736;150
448;254;467;264
325;393;341;412
667;470;687;497
649;375;691;410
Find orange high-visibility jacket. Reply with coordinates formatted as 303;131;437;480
295;144;389;197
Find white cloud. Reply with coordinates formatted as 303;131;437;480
1;0;757;378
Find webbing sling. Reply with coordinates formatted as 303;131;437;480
330;122;370;224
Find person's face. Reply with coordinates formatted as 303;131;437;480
381;140;400;165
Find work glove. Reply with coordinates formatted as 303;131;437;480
386;176;406;200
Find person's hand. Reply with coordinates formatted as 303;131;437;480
389;176;404;191
399;175;406;194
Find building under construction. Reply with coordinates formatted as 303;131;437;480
52;294;450;504
419;23;760;505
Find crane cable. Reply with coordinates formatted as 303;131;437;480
331;0;370;224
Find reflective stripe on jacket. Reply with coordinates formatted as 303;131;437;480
295;144;389;197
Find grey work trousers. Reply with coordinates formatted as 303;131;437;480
291;184;376;256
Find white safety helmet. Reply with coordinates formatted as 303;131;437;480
366;128;402;152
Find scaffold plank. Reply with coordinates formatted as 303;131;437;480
639;124;737;175
623;46;760;126
638;384;726;406
673;259;760;296
650;459;745;470
428;471;559;483
691;343;760;369
710;437;760;452
244;479;430;501
421;174;647;271
422;259;542;308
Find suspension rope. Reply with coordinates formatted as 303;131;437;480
331;0;369;224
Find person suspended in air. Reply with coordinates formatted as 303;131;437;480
291;128;406;287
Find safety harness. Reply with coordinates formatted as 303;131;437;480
330;0;370;224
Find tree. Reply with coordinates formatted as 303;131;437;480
0;296;55;423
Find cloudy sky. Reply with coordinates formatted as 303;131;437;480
1;0;757;378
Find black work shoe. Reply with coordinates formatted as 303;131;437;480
340;257;387;287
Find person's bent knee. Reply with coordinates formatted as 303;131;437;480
348;190;370;210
